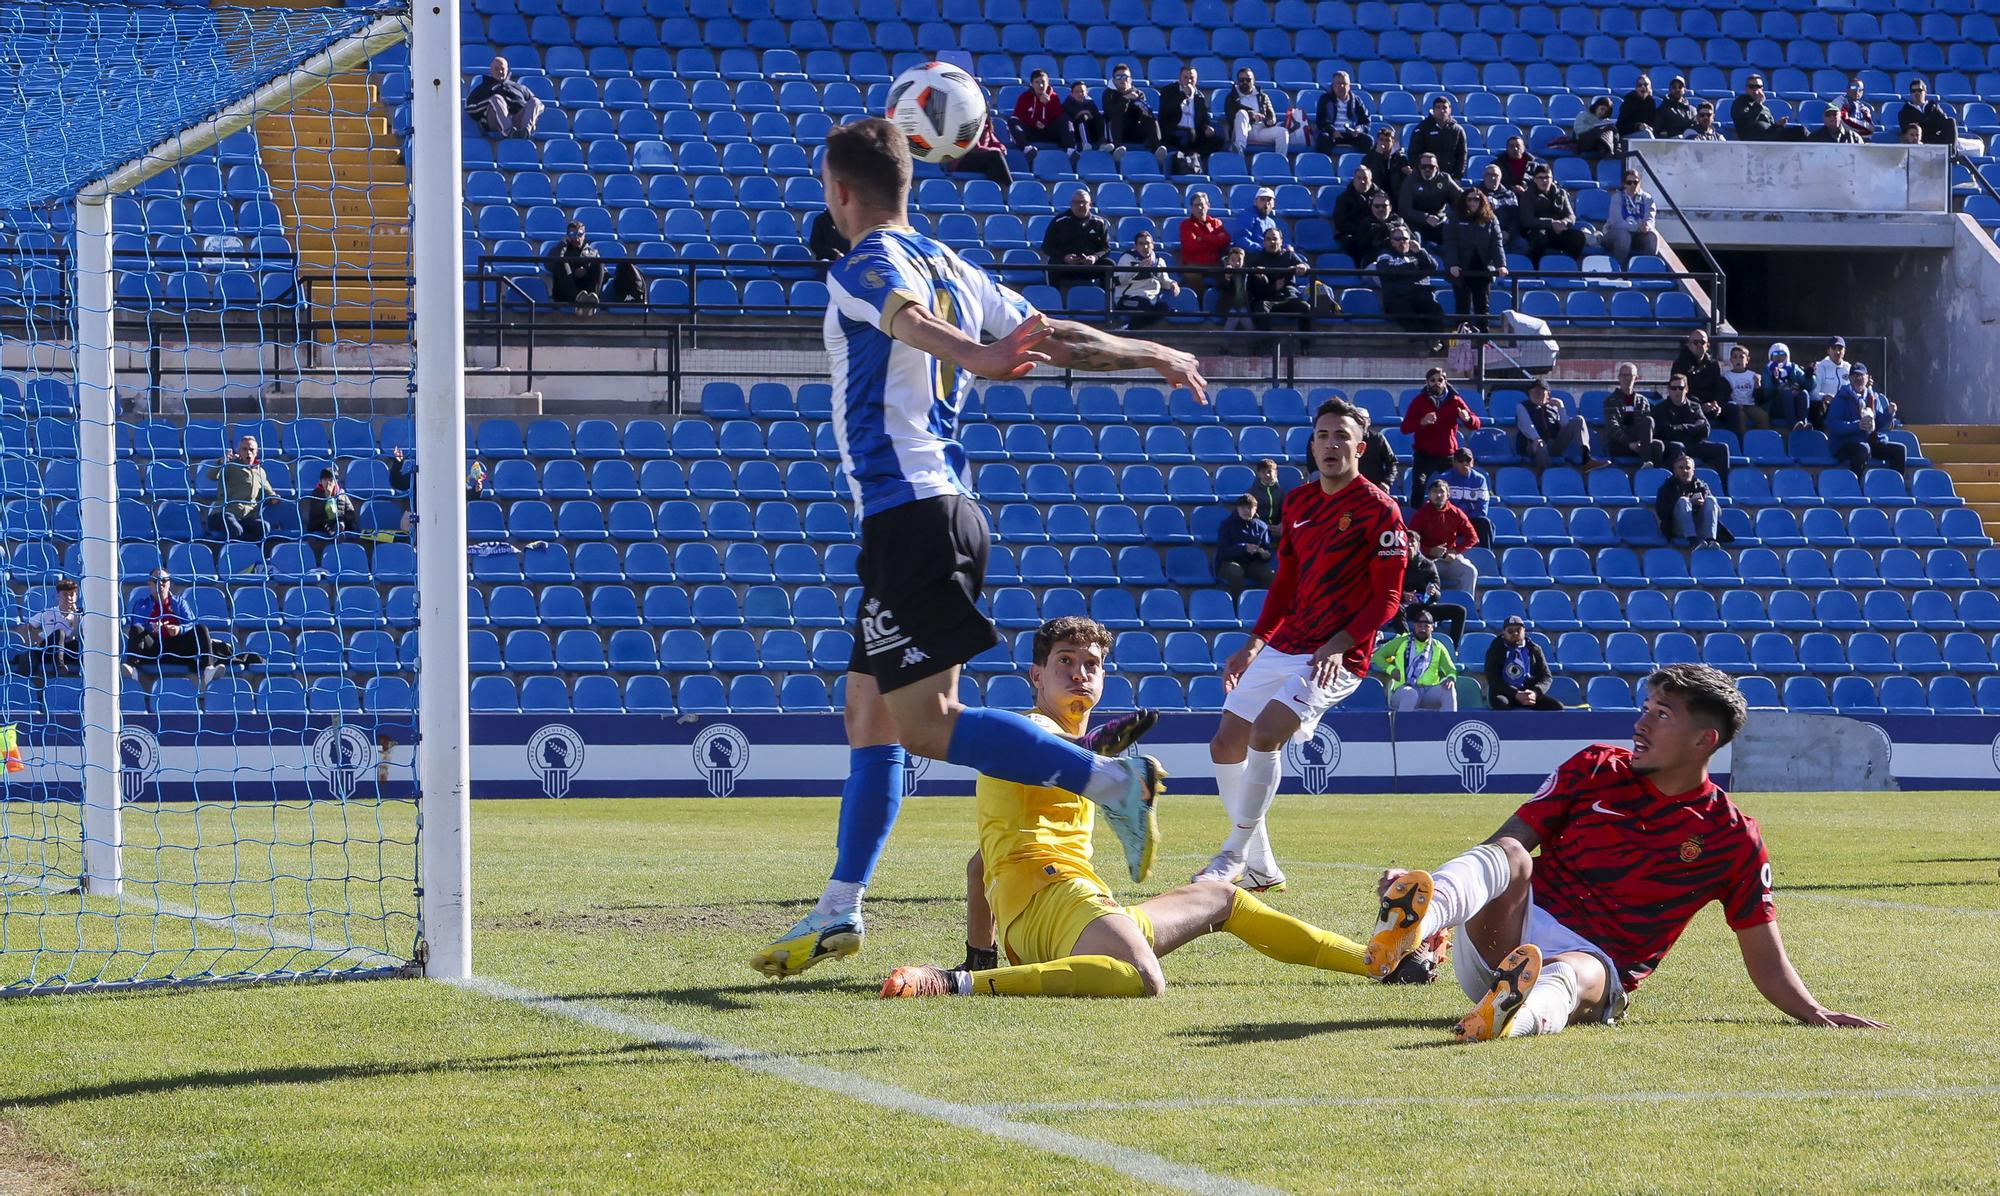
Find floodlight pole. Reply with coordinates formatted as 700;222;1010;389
74;193;122;898
410;0;472;979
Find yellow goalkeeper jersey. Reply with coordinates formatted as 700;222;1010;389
976;710;1104;931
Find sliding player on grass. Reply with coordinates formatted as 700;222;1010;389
1365;663;1886;1040
752;119;1210;978
1194;397;1407;891
880;616;1424;998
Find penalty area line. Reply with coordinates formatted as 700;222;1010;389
980;1084;2000;1116
456;976;1287;1196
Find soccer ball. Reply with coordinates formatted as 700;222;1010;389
885;62;987;164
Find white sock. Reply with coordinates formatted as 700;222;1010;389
813;879;864;920
1506;959;1580;1037
1244;820;1277;875
1213;758;1246;822
1220;749;1282;856
1418;842;1511;939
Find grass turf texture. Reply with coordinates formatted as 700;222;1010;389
2;790;1995;1194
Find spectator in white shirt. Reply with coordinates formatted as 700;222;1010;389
1111;230;1180;328
1812;335;1851;412
17;578;81;681
1719;343;1769;436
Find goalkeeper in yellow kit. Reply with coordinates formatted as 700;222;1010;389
881;615;1435;998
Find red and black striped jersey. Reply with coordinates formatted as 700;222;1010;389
1515;744;1774;991
1251;476;1407;669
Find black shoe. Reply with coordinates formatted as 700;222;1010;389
956;944;999;973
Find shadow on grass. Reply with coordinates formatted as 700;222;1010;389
596;896;964;914
1175;1015;1443;1046
1786;879;1997;893
1905;857;2000;865
556;975;880;1012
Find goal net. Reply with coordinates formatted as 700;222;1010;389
0;0;467;994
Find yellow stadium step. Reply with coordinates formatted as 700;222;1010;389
1917;442;1999;465
1950;481;2000;504
262;146;400;170
1905;423;2000;445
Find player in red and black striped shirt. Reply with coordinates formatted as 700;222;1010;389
1367;664;1884;1040
1195;396;1407;892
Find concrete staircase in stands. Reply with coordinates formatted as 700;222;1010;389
1908;423;2000;537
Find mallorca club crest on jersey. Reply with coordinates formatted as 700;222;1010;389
310;724;375;801
1283;725;1342;795
117;726;159;802
903;753;932;797
691;724;750;798
527;724;587;799
1445;720;1500;793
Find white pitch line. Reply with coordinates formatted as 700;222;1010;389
458;976;1287;1196
1789;892;2000;918
981;1084;2000;1116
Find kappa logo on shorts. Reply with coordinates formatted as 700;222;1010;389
860;598;913;657
901;646;929;668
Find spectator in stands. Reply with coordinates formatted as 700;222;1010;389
1333;166;1388;262
1362;126;1411;186
464;56;541;138
1407;96;1467;180
943;113;1013;188
1224;67;1289;157
1765;342;1816;430
545;220;604;315
1520;164;1586;265
1111;230;1179;328
1159;64;1222;171
1604;360;1665;465
1732;76;1807;143
1360;424;1399;493
1042;188;1112;287
1212;245;1255;330
205;435;277;542
1064;81;1107;150
1102;64;1162;152
1411;476;1479;597
1618;75;1659;140
1496;135;1537;189
466;459;488;502
1247;458;1284;525
1654;76;1698;139
1011;70;1074;157
1360;192;1401;261
1655;453;1722;547
1214;494;1274;592
1485;615;1563;711
1398;153;1462;248
1402;366;1481;504
1684;101;1725;141
1178;191;1231;293
1235;186;1281;250
1373;608;1460;712
1657;373;1730;475
1670;327;1732;422
1828;363;1906;474
1720;343;1770;436
1898;79;1960;147
1899;123;1925;146
303;467;359;538
1473;163;1521;248
1373;225;1447;349
1811;106;1862;144
1812;335;1850;422
1247;227;1312;340
1442;447;1491;549
123;569;242;687
1572;97;1620;158
1394;537;1467;645
1602;168;1659;265
1441;187;1505;330
1839;78;1877;140
808;210;851;271
1314;71;1372;152
15;577;81;682
1515;379;1601;472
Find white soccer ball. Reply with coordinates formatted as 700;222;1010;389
885;62;987;164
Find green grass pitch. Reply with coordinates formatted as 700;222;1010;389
2;789;1996;1194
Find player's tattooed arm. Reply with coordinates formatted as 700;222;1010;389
1039;317;1209;402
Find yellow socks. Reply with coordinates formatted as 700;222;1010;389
1222;887;1370;976
968;954;1149;997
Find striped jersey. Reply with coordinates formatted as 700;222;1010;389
1514;744;1775;991
824;224;1034;518
1250;476;1407;669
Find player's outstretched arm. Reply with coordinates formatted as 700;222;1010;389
889;304;1052;380
1735;920;1887;1028
1037;317;1209;403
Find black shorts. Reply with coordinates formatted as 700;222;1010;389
847;493;999;692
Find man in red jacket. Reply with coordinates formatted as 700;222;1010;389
1010;70;1073;157
1400;366;1481;505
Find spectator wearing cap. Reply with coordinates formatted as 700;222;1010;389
1766;342;1816;430
1732;75;1808;142
1393;537;1467;646
1177;191;1231;294
1362;126;1411;186
1159;64;1223;170
1898;79;1960;147
1811;105;1862;144
1657;373;1731;475
1654;76;1698;138
1683;101;1726;141
1102;64;1162;151
1602;168;1658;265
1110;230;1179;329
1827;363;1906;474
1486;615;1563;711
1407;96;1467;180
1314;71;1372;152
1519;162;1586;265
1223;67;1289;157
1372;607;1460;713
1333;166;1389;263
1515;380;1601;473
1572;96;1619;158
1719;343;1770;436
1234;186;1281;251
1372;224;1447;344
1042;188;1112;287
1398;153;1463;248
1214;494;1274;592
124;569;240;688
1604;360;1666;465
1011;70;1074;156
1813;335;1851;410
1839;78;1877;140
1655;452;1722;547
1401;365;1481;505
1411;476;1479;598
1670;327;1733;422
303;467;360;537
1441;447;1491;549
1617;75;1660;140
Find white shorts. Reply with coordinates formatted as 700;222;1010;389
1220;648;1362;743
1452;896;1629;1025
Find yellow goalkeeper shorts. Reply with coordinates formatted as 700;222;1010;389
1000;874;1155;967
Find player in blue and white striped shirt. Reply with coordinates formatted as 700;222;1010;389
752;118;1210;978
